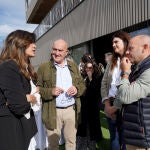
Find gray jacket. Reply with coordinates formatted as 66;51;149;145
114;68;150;108
101;61;113;103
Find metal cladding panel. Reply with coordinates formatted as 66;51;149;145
26;0;58;24
32;0;150;68
148;0;150;18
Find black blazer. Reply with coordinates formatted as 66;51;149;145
0;60;37;150
77;75;103;141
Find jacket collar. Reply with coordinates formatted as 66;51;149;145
50;59;74;72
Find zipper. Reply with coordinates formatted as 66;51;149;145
139;99;145;135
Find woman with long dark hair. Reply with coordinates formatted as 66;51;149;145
0;30;38;150
77;58;103;150
101;31;130;150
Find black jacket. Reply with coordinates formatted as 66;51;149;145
0;60;37;150
77;75;102;141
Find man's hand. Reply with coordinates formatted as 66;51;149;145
121;57;131;72
66;86;77;96
52;87;64;96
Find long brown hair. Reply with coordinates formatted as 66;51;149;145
111;31;130;70
0;30;37;81
84;59;102;79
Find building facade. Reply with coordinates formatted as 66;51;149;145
25;0;150;70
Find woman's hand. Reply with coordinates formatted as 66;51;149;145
26;94;37;103
87;71;93;81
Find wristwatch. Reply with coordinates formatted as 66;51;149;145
120;71;130;77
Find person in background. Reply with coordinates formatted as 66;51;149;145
37;39;85;150
104;52;113;64
110;35;150;150
101;31;130;150
76;58;103;150
0;30;37;150
79;53;95;78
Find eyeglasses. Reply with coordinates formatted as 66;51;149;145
86;67;93;69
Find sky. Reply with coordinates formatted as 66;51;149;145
0;0;37;47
